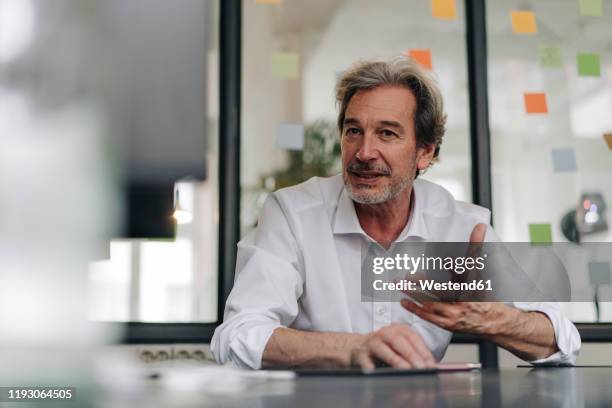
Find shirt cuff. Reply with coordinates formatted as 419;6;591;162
227;322;283;370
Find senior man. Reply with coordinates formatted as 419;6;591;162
211;57;580;370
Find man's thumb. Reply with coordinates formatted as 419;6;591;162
469;223;487;243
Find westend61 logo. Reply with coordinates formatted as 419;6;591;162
371;253;487;275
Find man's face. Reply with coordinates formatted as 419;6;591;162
341;85;434;204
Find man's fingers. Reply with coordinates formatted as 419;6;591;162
402;298;447;315
399;329;435;365
402;272;445;301
386;332;433;368
469;223;487;244
466;223;487;264
353;349;375;370
401;299;449;328
369;339;411;368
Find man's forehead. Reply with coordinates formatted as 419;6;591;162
346;101;411;116
346;87;415;118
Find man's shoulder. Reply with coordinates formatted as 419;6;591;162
415;178;491;224
272;174;344;213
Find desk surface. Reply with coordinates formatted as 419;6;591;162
149;367;612;408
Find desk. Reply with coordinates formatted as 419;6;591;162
149;368;612;408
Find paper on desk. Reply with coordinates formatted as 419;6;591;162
159;365;295;395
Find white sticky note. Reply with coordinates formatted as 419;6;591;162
277;123;304;150
551;148;577;172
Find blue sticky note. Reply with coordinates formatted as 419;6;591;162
551;148;577;172
589;261;611;285
277;123;304;150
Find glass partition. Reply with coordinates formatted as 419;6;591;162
487;0;612;322
241;0;473;235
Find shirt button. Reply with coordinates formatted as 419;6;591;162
376;306;386;316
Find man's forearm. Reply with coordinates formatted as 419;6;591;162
483;305;558;361
262;327;365;368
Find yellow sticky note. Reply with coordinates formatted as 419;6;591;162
407;49;433;70
432;0;457;20
272;52;299;79
256;0;281;4
511;11;538;34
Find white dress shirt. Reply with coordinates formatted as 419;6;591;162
211;175;581;369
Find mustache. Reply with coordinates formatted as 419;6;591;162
347;160;391;176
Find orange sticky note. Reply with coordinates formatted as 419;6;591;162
432;0;457;19
604;133;612;149
524;93;548;114
407;49;433;70
511;11;538;34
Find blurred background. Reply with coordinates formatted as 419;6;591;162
1;0;612;375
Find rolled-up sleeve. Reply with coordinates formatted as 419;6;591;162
513;302;581;365
211;195;303;369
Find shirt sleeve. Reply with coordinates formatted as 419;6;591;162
210;194;304;369
512;302;581;365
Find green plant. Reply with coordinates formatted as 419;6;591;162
261;119;341;190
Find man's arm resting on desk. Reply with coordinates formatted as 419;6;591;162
262;325;436;369
400;301;558;361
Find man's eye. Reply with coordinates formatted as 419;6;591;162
346;128;361;135
381;130;397;137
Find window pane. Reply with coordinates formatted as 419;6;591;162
241;0;472;235
76;0;220;323
487;0;612;322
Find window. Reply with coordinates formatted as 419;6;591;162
81;0;220;323
241;0;473;236
487;0;612;321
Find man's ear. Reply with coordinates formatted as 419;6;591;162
416;143;436;171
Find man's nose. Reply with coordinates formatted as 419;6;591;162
355;133;378;161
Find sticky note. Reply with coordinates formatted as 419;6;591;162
432;0;457;19
551;148;577;172
277;123;304;150
407;49;433;70
579;0;603;16
539;45;563;68
524;93;548;114
256;0;281;4
589;261;611;285
272;52;299;79
511;11;538;34
529;224;552;245
604;133;612;149
577;53;601;76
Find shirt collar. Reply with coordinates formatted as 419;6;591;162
332;181;431;241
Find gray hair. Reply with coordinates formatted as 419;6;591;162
335;57;447;173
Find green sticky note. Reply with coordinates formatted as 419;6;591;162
579;0;603;16
539;45;563;68
577;53;601;76
529;224;552;245
272;52;299;79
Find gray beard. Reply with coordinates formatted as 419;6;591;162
343;172;412;204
